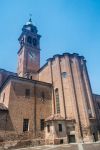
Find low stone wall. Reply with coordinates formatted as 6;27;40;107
0;131;45;149
0;139;45;149
0;131;34;142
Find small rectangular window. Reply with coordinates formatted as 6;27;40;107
3;93;5;102
41;92;45;101
23;119;29;132
59;124;62;132
40;119;44;131
25;89;30;98
47;124;50;132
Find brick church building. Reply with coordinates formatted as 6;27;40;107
0;18;100;144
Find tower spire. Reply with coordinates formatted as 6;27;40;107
29;13;32;22
25;14;33;25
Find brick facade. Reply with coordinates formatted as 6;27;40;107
0;19;100;144
0;76;52;140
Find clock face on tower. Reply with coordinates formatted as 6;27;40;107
29;51;36;60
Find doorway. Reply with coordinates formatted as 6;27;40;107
68;135;76;143
93;133;98;142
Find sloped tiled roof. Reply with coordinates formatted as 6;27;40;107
0;75;52;92
45;114;65;121
0;103;8;111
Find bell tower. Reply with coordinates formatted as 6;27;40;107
17;18;41;78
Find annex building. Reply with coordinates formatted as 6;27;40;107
0;18;100;144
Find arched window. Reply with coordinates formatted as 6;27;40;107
27;36;32;44
55;88;60;113
33;38;37;46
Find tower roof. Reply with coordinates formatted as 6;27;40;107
26;17;33;25
22;18;38;34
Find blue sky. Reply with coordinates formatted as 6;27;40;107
0;0;100;94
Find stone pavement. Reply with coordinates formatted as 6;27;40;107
15;144;78;150
83;142;100;150
13;142;100;150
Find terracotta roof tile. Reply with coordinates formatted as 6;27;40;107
45;114;64;121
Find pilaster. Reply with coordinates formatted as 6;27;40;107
55;56;66;118
82;60;96;118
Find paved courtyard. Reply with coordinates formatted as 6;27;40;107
14;144;78;150
13;142;100;150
